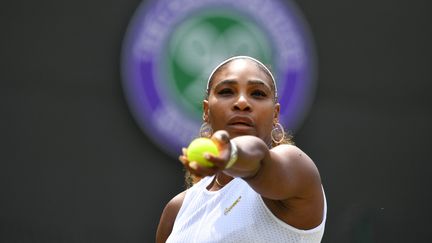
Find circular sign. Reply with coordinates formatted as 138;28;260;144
122;0;317;157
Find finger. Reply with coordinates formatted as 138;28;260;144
189;161;219;176
211;131;230;155
181;153;218;177
179;155;189;166
181;147;219;177
211;131;230;148
179;158;204;177
204;153;230;169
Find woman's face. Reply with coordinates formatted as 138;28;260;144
204;59;280;144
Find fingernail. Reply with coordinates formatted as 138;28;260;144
204;153;210;160
190;162;198;170
220;133;229;143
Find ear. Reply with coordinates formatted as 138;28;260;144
273;103;280;124
202;100;209;122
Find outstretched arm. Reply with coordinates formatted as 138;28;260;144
180;130;324;229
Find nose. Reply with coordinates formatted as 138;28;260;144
233;94;251;111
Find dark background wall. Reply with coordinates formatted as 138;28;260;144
1;0;431;242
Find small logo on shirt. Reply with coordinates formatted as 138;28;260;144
224;196;242;215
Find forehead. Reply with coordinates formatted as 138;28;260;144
212;59;273;85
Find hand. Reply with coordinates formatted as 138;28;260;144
179;130;232;177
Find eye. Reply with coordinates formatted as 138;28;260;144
251;90;267;98
217;88;234;96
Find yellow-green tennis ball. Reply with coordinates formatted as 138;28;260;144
187;138;219;167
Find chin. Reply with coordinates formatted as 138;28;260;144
227;129;256;138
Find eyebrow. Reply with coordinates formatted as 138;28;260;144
248;79;271;89
214;79;272;90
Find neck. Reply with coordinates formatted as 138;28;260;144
211;172;234;190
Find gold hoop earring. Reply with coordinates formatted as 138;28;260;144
199;122;213;138
271;123;285;145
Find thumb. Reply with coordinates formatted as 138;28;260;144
211;130;230;149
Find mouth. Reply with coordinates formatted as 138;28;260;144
229;121;252;127
227;116;254;128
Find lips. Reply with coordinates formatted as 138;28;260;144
227;116;254;127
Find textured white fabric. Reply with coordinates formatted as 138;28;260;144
166;176;326;243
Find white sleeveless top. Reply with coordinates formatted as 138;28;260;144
166;176;326;243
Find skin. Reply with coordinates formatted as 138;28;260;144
156;59;324;243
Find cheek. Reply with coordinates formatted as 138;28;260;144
256;109;276;132
261;119;274;134
207;103;227;127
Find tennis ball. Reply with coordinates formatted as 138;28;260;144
187;138;219;167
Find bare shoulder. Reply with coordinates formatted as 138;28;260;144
156;191;186;243
163;190;187;217
271;144;320;181
271;144;313;163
